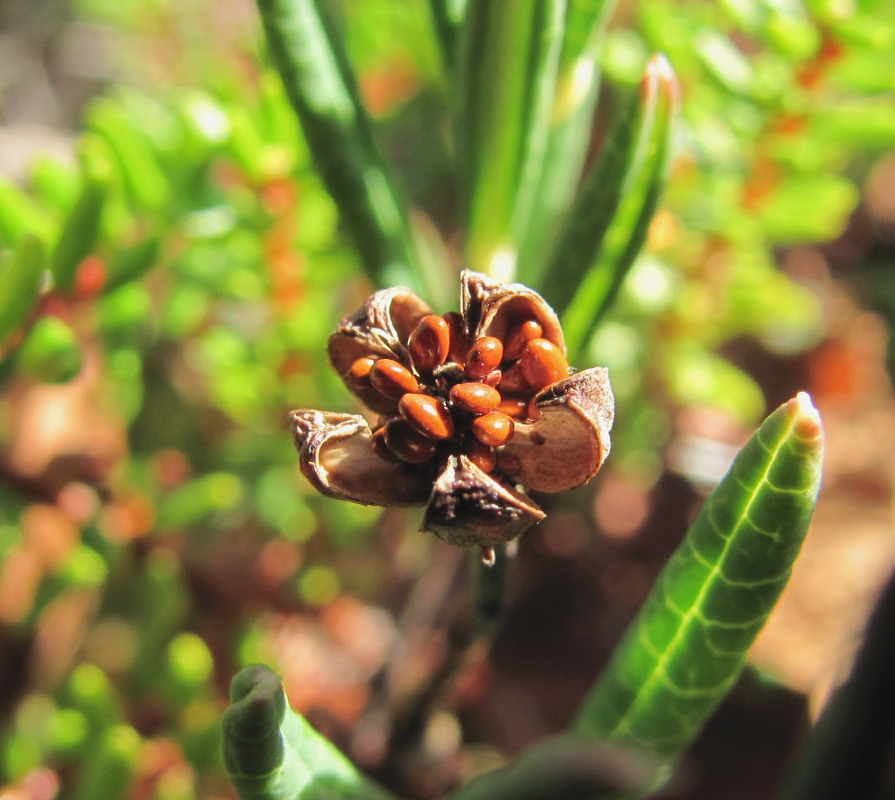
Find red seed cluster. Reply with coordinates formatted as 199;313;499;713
344;313;570;472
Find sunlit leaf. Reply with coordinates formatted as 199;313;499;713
0;235;45;344
574;393;824;761
222;664;398;800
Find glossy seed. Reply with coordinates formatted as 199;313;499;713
481;368;503;386
463;436;498;473
503;319;543;360
399;393;455;440
465;336;504;380
383;417;439;463
408;314;451;373
449;382;501;415
471;411;515;447
443;312;472;364
370;358;419;399
344;356;376;390
371;427;401;462
497;396;528;419
497;361;531;395
520;338;569;390
526;395;541;422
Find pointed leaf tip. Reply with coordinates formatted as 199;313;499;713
791;391;823;440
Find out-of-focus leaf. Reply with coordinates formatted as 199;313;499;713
445;737;660;800
777;566;895;800
517;0;619;280
86;99;169;213
757;173;859;243
255;0;446;305
457;0;566;279
0;179;55;247
222;664;397;800
50;152;110;291
18;315;84;384
104;235;161;292
0;235;45;344
70;724;141;800
552;54;678;361
428;0;468;72
574;393;824;761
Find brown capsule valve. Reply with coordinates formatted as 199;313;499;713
520;338;569;390
464;336;504;380
370;358;419;399
471;411;515;447
399;393;455;440
408;314;451;373
383;417;439;463
449;382;501;415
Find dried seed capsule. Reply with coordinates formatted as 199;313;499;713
408;314;451;373
443;311;472;364
465;336;503;380
370;358;419;399
399;393;455;440
471;411;515;447
520;338;568;390
371;427;401;462
503;319;543;360
449;382;501;415
344;356;376;390
463;436;498;473
497;396;528;419
498;361;531;395
383;417;439;463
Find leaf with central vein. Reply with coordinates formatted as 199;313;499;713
574;392;824;761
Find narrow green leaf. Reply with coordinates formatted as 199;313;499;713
223;664;398;800
458;0;566;279
574;393;824;762
777;567;895;800
517;0;619;281
428;0;468;73
445;737;660;800
255;0;445;304
50;153;110;292
559;54;678;361
0;235;45;344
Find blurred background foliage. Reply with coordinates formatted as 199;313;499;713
0;0;894;798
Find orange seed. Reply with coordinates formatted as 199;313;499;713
520;338;568;390
449;382;501;415
471;411;515;447
465;336;503;380
399;393;455;440
370;358;419;399
504;319;543;360
383;418;438;463
409;314;451;373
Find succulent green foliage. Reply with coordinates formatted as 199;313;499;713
444;737;659;800
223;665;398;800
777;567;895;800
574;393;824;759
255;0;438;300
